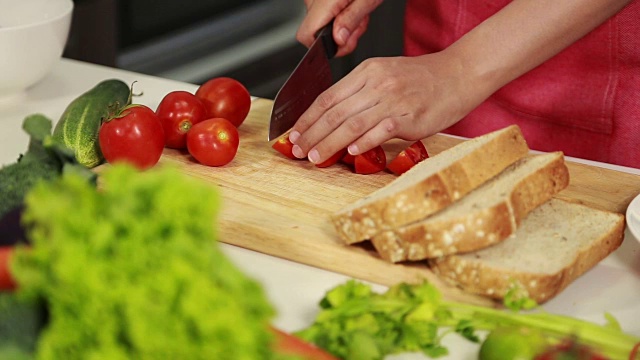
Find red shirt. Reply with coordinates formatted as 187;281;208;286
404;0;640;168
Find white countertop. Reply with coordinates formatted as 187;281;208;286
2;58;639;359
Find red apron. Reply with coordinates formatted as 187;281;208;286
404;0;640;168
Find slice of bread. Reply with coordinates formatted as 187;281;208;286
331;125;529;244
371;151;569;262
429;198;625;303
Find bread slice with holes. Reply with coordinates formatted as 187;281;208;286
371;151;569;262
331;125;529;244
428;198;625;303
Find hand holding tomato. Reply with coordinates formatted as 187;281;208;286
195;77;251;128
99;104;165;170
156;91;207;149
187;118;239;167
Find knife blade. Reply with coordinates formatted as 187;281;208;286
268;21;338;141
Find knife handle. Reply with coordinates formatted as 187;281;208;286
316;20;338;59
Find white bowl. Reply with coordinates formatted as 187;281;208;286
0;0;73;101
627;193;640;243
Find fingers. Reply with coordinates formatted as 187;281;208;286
296;1;337;48
334;0;381;47
296;0;382;56
292;92;377;162
289;77;404;164
335;15;370;57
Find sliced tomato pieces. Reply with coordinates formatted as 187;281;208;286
316;148;347;168
341;152;355;166
0;247;17;291
271;327;338;360
354;145;386;175
387;140;429;175
272;134;299;160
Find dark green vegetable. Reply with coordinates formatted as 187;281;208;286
295;281;640;360
11;164;281;360
0;114;95;220
0;292;45;359
52;79;130;168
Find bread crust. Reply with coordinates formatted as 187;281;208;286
428;200;625;303
331;125;529;244
371;152;570;262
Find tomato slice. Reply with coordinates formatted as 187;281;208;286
316;148;347;168
341;152;355;166
354;145;386;174
272;134;298;160
271;326;338;360
387;140;429;175
0;247;17;291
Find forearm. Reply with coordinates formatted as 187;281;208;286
447;0;632;96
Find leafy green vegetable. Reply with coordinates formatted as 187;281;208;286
0;114;96;219
296;280;640;360
11;164;280;360
0;292;45;358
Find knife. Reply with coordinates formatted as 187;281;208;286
268;21;338;141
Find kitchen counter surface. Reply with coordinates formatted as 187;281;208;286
1;58;639;359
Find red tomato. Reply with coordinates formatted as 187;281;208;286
0;247;16;290
387;140;429;175
316;148;347;168
272;134;298;160
195;77;251;128
341;152;355;166
271;327;338;360
156;91;207;149
99;105;165;170
354;146;386;174
187;118;239;167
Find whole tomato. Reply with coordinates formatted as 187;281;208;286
195;77;251;127
156;90;207;149
187;118;239;167
99;105;165;170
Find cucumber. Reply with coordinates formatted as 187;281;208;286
52;79;131;168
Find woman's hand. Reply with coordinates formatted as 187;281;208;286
297;0;383;57
289;51;491;164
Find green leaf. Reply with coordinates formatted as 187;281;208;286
347;332;382;360
19;114;54;163
455;319;480;342
503;282;538;311
22;114;52;142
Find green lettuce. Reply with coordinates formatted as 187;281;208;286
11;165;278;360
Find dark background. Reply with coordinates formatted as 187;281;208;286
63;0;407;99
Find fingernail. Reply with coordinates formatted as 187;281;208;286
347;144;359;155
337;28;350;45
292;145;305;159
289;130;300;144
308;149;320;164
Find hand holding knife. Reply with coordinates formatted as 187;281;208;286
268;21;338;141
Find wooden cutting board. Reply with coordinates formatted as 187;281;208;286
159;98;640;306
